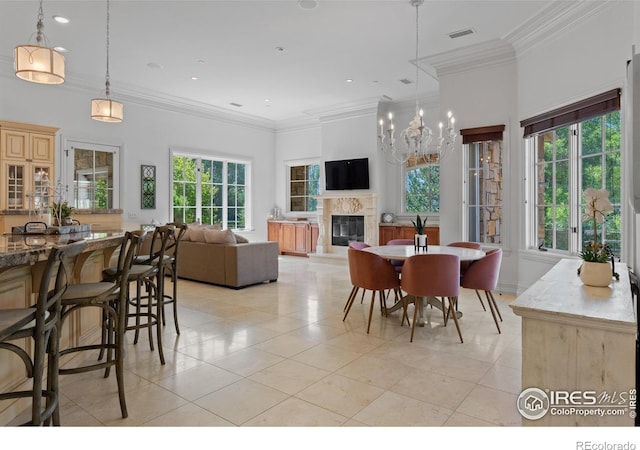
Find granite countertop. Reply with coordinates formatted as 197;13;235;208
0;230;124;269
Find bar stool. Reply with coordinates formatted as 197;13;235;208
0;240;87;425
125;225;173;364
57;232;141;419
159;222;187;335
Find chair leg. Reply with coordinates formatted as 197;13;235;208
47;325;61;426
410;296;419;342
366;291;376;334
343;286;359;321
447;297;464;343
171;268;180;335
484;291;501;334
488;290;503;321
474;289;487;311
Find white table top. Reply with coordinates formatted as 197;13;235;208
363;245;485;261
510;258;636;333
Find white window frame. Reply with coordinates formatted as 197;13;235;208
62;139;120;209
170;149;252;230
401;161;440;217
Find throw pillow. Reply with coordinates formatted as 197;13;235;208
184;224;206;242
203;228;237;244
233;233;249;243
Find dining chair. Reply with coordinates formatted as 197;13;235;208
343;247;404;333
401;253;461;343
386;239;414;273
159;222;188;335
345;241;370;308
446;241;482;309
0;240;86;425
461;248;503;333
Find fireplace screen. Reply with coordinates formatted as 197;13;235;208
331;215;364;246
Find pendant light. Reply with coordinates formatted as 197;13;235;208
14;0;65;85
91;0;123;123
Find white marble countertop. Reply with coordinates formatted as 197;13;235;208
510;258;636;333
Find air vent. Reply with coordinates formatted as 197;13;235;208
229;102;243;107
399;78;413;85
448;28;475;39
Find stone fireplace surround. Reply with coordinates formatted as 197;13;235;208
315;192;377;255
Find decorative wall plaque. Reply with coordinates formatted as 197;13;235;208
141;165;156;209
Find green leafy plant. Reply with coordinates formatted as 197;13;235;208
580;188;612;262
51;201;73;225
410;214;426;235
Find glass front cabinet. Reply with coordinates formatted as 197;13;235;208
0;121;57;212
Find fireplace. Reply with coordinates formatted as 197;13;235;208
331;215;364;247
315;192;377;254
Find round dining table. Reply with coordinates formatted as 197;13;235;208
363;244;485;326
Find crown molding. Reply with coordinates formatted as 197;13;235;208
422;39;516;78
505;0;613;57
305;97;379;123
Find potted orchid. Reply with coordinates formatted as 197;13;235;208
579;188;613;286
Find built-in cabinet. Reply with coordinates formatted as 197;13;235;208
267;220;319;256
379;224;440;246
0;121;57;212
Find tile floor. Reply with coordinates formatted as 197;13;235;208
10;255;523;427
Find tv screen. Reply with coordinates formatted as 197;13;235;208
325;158;370;190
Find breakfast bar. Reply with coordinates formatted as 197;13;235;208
0;230;124;424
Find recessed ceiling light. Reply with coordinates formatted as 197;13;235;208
298;0;318;10
265;98;270;102
191;76;199;80
196;59;205;64
53;46;69;53
147;62;163;69
53;15;70;24
346;79;353;83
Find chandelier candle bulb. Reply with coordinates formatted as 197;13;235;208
439;122;443;138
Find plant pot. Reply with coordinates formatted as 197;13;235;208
414;233;427;249
579;261;612;287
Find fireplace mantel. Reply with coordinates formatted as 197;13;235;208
315;192;377;254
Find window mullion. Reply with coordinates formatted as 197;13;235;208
570;124;580;254
195;158;202;223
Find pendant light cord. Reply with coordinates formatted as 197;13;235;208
105;0;111;97
36;0;45;45
414;1;419;114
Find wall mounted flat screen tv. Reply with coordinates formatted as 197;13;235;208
325;157;370;190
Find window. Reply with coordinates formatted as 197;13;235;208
171;152;250;230
461;125;505;244
65;141;119;209
522;89;621;256
287;161;319;213
404;155;440;214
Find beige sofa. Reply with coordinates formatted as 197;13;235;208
169;226;278;288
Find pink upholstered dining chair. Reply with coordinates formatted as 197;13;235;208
386;239;414;273
446;241;482;308
401;254;461;343
348;241;370;250
461;248;503;333
343;247;403;333
343;241;371;309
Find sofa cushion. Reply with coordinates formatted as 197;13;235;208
204;228;237;244
233;233;249;243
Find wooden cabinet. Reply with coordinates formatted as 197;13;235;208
267;221;319;256
0;121;58;212
378;224;440;245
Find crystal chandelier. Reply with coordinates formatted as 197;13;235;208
378;0;456;165
91;0;124;123
14;0;65;85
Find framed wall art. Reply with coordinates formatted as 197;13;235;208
141;164;156;209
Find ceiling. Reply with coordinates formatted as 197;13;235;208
0;0;556;125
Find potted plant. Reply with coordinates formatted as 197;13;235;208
51;201;74;227
410;214;428;249
578;188;613;287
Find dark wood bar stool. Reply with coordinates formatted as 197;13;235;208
0;240;87;425
57;232;141;419
159;222;187;335
123;225;173;365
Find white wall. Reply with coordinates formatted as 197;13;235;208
515;1;635;291
436;57;520;293
0;73;277;240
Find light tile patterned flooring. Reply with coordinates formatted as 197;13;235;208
12;255;523;427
